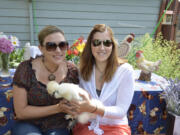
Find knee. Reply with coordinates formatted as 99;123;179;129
44;128;70;135
11;121;41;135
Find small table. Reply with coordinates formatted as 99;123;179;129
128;70;168;135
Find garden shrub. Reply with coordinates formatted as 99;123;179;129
127;33;180;79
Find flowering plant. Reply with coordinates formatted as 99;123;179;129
160;78;180;116
66;36;86;65
0;32;20;76
0;32;19;54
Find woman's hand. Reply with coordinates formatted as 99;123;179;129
72;92;105;116
57;98;79;116
72;93;96;113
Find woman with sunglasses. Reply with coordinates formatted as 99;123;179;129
12;25;79;135
73;24;135;135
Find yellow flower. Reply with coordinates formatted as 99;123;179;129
66;37;86;65
76;42;85;53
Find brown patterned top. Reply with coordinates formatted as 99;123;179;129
13;57;79;131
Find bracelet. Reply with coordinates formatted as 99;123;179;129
91;104;97;113
56;103;60;107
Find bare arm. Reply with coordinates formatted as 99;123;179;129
13;85;78;120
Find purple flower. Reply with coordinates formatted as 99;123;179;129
0;37;14;53
161;78;180;115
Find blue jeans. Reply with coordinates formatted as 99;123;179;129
11;121;70;135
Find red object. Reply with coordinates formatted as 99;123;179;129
136;53;140;58
136;50;143;57
126;33;135;43
73;49;79;56
73;123;131;135
136;50;143;58
127;37;133;43
73;42;79;47
67;50;72;55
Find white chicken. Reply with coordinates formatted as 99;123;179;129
46;81;102;124
136;50;161;74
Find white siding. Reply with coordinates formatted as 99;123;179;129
0;0;161;46
0;0;29;45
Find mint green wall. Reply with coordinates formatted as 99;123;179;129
0;0;161;46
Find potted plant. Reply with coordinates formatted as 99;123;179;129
160;78;180;135
0;33;20;77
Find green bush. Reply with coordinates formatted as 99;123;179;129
127;33;180;79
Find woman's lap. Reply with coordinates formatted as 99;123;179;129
11;121;70;135
44;128;70;135
73;123;131;135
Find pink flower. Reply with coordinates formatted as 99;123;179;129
0;38;14;54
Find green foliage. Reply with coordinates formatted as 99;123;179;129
127;33;180;79
9;48;25;68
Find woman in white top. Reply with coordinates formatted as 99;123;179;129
73;24;135;135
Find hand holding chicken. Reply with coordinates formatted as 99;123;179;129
46;81;102;124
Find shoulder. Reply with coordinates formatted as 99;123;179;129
118;63;134;72
113;63;134;83
115;63;134;78
16;59;32;71
14;57;38;77
13;58;34;88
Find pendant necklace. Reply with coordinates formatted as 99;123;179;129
42;58;59;81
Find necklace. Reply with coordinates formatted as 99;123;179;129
42;58;59;81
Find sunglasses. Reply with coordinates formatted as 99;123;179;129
44;41;69;51
92;39;112;47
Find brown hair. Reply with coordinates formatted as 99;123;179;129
79;24;126;82
38;25;64;46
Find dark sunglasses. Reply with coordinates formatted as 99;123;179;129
44;41;69;51
92;39;112;47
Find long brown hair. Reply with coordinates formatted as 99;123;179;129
79;24;126;82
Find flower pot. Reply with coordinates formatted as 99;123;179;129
166;112;180;135
0;53;10;77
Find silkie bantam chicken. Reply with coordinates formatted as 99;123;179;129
135;50;161;74
47;81;102;124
